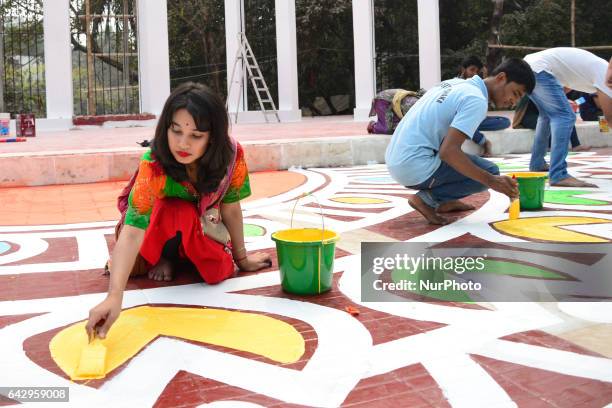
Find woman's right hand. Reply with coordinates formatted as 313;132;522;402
85;294;122;341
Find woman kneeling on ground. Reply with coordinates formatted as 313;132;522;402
86;82;271;339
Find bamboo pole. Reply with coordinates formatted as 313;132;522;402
85;0;96;115
488;44;612;51
571;0;576;47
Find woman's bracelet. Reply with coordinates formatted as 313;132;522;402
233;246;247;262
234;254;247;262
232;246;246;255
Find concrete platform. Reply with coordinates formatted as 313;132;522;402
1;115;610;187
1;152;612;407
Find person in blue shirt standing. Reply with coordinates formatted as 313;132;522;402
385;58;535;225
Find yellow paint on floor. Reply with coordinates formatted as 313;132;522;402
330;196;388;204
493;216;611;243
50;306;305;380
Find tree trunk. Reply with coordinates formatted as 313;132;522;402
486;0;505;75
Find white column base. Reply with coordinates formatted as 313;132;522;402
353;107;373;122
228;109;302;124
278;109;302;122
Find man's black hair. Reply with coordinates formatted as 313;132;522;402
491;58;536;94
460;56;483;69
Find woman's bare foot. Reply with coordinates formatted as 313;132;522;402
550;176;598;188
148;257;174;281
437;200;475;213
408;196;450;225
571;145;591;152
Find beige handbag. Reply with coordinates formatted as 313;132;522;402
199;139;237;246
201;206;230;245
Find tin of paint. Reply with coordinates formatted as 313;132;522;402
16;113;36;137
0;113;10;136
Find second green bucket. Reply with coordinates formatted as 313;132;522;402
510;172;547;210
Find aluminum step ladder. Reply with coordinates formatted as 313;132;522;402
227;32;281;123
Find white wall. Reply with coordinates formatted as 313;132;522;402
137;0;171;115
275;0;301;122
352;0;376;121
225;0;246;118
43;0;73;120
417;0;441;89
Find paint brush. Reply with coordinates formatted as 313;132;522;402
509;175;520;220
73;333;107;380
0;137;26;143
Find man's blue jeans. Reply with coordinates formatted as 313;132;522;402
408;155;500;209
528;71;574;183
472;116;511;145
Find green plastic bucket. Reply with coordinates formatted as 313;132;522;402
509;172;547;210
272;228;339;295
271;193;339;295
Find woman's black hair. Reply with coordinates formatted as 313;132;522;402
151;82;233;194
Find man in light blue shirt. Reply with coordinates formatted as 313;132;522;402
386;59;535;224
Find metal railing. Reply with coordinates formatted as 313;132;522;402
0;0;46;118
70;0;139;116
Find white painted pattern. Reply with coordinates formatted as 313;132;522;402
1;154;612;407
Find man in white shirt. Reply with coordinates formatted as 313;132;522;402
524;48;612;187
606;57;612;89
386;59;534;224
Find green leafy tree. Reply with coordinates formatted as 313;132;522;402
167;0;226;95
295;0;355;114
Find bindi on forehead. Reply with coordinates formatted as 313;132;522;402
171;120;196;129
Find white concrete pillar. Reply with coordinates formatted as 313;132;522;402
275;0;301;122
43;0;73;121
137;0;170;115
225;0;245;115
417;0;441;89
352;0;376;121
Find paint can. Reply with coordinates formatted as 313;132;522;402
16;113;36;137
0;113;10;137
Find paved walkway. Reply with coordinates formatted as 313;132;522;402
0;116;369;155
1;149;612;407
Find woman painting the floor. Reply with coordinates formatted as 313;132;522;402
86;82;271;339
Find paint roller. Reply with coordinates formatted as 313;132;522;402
509;175;520;220
73;331;107;380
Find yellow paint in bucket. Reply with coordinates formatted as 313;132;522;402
272;228;338;243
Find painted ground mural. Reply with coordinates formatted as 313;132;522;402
1;150;612;407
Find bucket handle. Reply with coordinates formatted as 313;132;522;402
290;192;326;240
